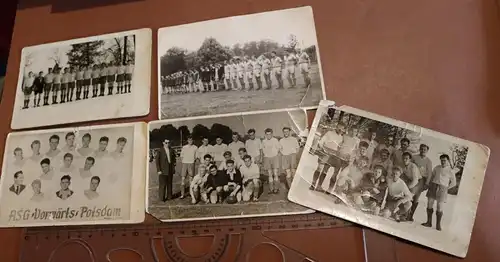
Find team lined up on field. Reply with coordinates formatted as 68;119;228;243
21;61;135;109
160;49;312;94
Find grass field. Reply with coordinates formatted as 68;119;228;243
160;64;324;119
147;162;309;220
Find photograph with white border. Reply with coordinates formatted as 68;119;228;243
158;6;325;120
0;122;147;227
288;100;490;258
11;28;152;130
148;109;311;221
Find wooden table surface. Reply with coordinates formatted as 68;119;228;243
1;0;499;261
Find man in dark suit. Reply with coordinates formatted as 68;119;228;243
9;171;26;196
155;139;177;201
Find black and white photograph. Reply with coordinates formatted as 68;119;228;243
157;6;325;119
147;110;311;221
11;28;151;130
288;101;490;258
0;122;147;227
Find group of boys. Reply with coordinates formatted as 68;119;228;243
160;49;311;94
21;61;135;109
161;127;302;205
9;131;128;202
309;124;458;231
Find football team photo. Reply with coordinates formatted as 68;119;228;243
0;122;147;227
147;110;310;221
11;28;152;129
288;101;490;257
158;6;325;119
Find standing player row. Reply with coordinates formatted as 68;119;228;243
160;49;311;94
21;61;135;109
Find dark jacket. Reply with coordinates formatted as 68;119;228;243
33;76;44;92
155;147;176;175
224;169;243;186
9;184;26;195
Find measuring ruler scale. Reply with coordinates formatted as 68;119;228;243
20;213;366;262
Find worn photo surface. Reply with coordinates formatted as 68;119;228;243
148;110;311;221
158;6;325;120
0;123;146;227
11;28;151;129
288;101;490;257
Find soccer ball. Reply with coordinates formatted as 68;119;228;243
226;195;238;204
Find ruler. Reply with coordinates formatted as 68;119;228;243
20;213;363;262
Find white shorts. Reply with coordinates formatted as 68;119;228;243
300;63;309;73
273;68;282;75
238;72;244;78
254;70;261;77
287;66;296;74
225;74;230;80
246;71;253;78
263;69;270;75
231;73;237;79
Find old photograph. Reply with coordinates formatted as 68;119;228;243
288;101;490;257
147;110;311;221
158;6;325;119
11;28;151;129
0;122;147;227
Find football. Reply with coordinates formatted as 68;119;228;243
226;195;238;204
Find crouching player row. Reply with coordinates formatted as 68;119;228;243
189;154;262;204
333;156;413;221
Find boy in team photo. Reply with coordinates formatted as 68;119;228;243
271;51;284;89
75;65;84;100
67;67;76;102
22;71;35;109
83;65;92;99
33;71;44;107
117;62;126;94
107;62;116;95
43;68;53;106
285;51;297;88
60;67;69;103
99;63;107;96
125;60;134;93
91;65;100;98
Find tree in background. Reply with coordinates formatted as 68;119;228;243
197;37;232;66
160;38;291;76
178;125;191;145
67;40;105;68
304;45;317;62
448;145;469;195
287;34;298;52
150;123;234;148
191;124;211;145
160;47;188;76
209;123;234;144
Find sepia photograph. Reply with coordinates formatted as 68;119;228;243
157;6;325;120
288;101;490;257
11;28;151;130
147;110;311;221
0;122;147;227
